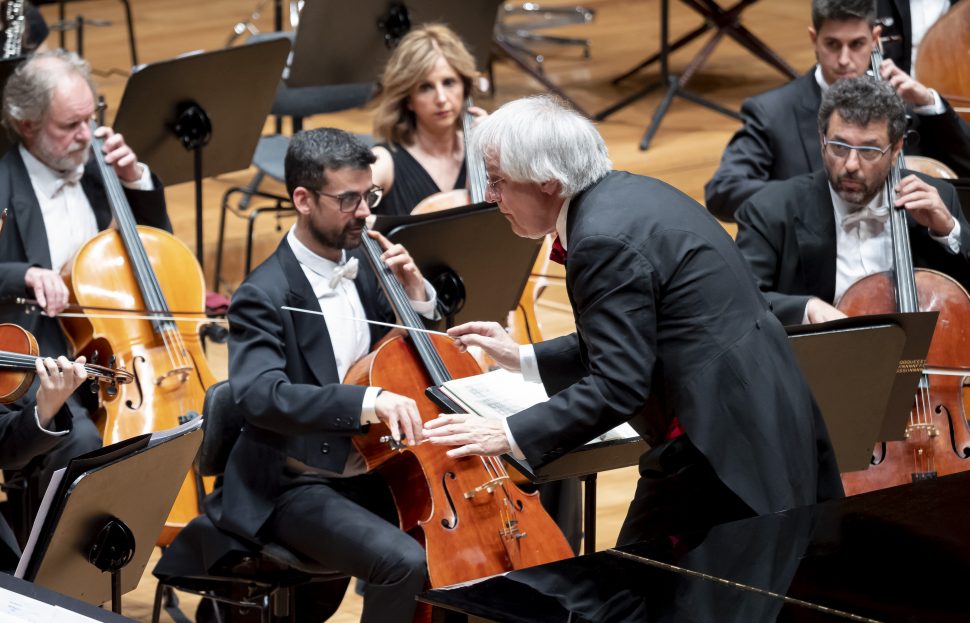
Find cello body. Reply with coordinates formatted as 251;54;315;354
838;270;970;494
62;225;215;546
345;334;574;588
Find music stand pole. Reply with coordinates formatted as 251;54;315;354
594;0;740;150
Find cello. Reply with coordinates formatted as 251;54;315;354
343;228;574;599
837;46;970;495
58;126;216;545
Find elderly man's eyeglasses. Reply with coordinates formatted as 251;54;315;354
313;186;384;212
485;175;506;198
822;137;892;162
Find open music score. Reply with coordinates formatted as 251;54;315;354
435;369;637;445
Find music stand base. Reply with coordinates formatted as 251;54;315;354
638;75;741;151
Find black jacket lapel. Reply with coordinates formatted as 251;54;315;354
796;73;824;173
8;149;53;269
277;242;342;387
793;171;837;302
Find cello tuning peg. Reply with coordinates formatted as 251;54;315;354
106;382;118;398
91;350;100;365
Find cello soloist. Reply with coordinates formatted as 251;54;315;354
210;128;436;623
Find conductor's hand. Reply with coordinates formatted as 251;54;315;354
368;230;427;302
96;126;144;184
36;355;87;428
448;322;520;371
375;390;424;445
895;174;955;237
805;298;847;324
423;414;511;459
25;267;69;316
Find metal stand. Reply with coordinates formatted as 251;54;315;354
54;0;138;66
171;102;213;267
594;0;744;150
581;474;596;556
86;517;136;615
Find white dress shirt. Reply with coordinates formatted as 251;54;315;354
20;145;154;273
814;183;961;320
286;226;437;423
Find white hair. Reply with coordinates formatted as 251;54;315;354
469;95;611;197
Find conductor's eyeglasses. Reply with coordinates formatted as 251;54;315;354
314;186;384;212
822;137;892;162
485;175;506;199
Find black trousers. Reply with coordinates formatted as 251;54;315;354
266;471;427;623
617;436;755;547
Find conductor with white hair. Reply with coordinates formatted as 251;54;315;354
423;96;844;545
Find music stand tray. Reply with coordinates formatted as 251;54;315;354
112;38;290;266
286;0;501;88
375;203;542;328
15;421;203;613
786;312;938;471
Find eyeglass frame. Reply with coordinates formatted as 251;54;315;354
311;185;384;212
821;136;894;162
484;174;506;199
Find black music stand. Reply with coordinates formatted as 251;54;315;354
787;312;938;465
14;420;202;615
111;39;290;269
285;0;501;88
374;203;542;328
595;0;796;150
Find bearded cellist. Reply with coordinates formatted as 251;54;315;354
0;50;169;493
209;128;438;623
734;76;970;325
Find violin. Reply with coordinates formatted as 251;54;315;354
0;322;133;404
58;125;216;545
343;228;573;618
837;45;970;494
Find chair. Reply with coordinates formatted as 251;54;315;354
40;0;139;66
904;155;958;179
213;29;373;292
151;380;347;623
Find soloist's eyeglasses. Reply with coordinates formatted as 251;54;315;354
822;136;892;162
313;186;384;212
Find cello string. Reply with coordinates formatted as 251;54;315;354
93;129;194;375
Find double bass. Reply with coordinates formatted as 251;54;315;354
837;46;970;495
59;127;216;545
343;228;573;600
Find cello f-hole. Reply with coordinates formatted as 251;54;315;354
125;355;146;410
440;471;459;530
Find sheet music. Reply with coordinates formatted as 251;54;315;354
439;369;638;444
14;468;63;579
0;586;101;622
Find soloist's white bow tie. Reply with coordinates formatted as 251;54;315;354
328;256;359;289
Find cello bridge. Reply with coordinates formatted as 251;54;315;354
905;423;939;438
464;476;509;499
155;366;192;387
